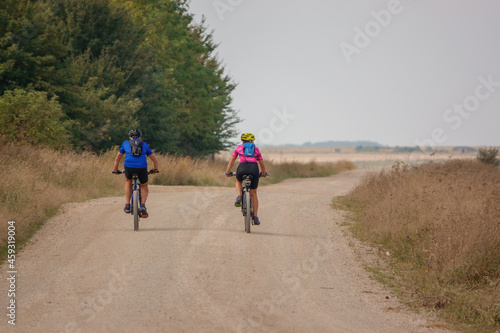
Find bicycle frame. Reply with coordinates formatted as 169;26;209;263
241;176;254;233
130;174;142;214
130;173;143;231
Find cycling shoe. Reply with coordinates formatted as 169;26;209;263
234;195;242;207
141;205;148;218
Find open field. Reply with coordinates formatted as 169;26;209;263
246;146;478;168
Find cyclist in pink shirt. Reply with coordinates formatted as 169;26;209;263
225;133;267;225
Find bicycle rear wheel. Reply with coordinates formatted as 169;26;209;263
133;190;139;231
244;190;251;233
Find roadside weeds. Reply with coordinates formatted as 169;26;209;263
332;160;500;333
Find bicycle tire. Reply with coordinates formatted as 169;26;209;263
133;190;139;231
244;190;251;233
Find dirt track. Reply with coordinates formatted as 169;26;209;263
1;170;454;332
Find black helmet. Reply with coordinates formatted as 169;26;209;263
128;129;142;138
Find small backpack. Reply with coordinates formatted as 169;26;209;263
243;142;255;157
129;139;143;157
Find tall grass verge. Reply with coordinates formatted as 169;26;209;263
0;144;123;260
264;160;355;184
152;155;355;186
334;160;500;332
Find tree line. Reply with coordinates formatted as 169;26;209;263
0;0;239;155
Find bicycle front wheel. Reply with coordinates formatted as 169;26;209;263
133;190;139;231
244;191;251;233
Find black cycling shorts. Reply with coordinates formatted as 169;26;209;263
236;162;260;189
124;167;149;184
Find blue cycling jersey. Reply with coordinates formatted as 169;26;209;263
119;139;153;168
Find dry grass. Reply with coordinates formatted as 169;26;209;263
264;160;355;184
0;145;124;257
152;154;355;186
151;155;232;186
335;160;500;332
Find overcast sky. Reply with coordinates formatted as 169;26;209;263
187;0;500;147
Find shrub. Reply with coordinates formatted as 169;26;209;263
476;146;499;167
0;89;71;148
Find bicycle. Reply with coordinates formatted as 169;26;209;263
227;171;269;233
113;169;158;231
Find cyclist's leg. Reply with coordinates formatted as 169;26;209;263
235;180;242;196
235;163;247;196
248;162;260;217
234;163;247;206
140;183;148;205
137;168;149;205
124;167;136;204
250;188;258;217
125;179;132;204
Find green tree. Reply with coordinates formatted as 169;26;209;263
51;0;148;150
175;18;239;155
0;0;239;155
0;0;67;95
0;89;70;148
129;0;239;155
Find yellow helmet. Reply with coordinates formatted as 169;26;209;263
241;133;255;141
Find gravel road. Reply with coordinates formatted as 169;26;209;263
1;170;455;332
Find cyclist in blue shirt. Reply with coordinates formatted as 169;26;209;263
113;129;159;217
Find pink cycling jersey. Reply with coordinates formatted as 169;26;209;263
232;144;263;163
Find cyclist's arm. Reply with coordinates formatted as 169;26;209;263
113;152;124;172
258;159;266;175
148;153;159;170
226;155;237;174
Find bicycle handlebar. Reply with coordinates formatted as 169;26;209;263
225;172;270;178
112;169;159;175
